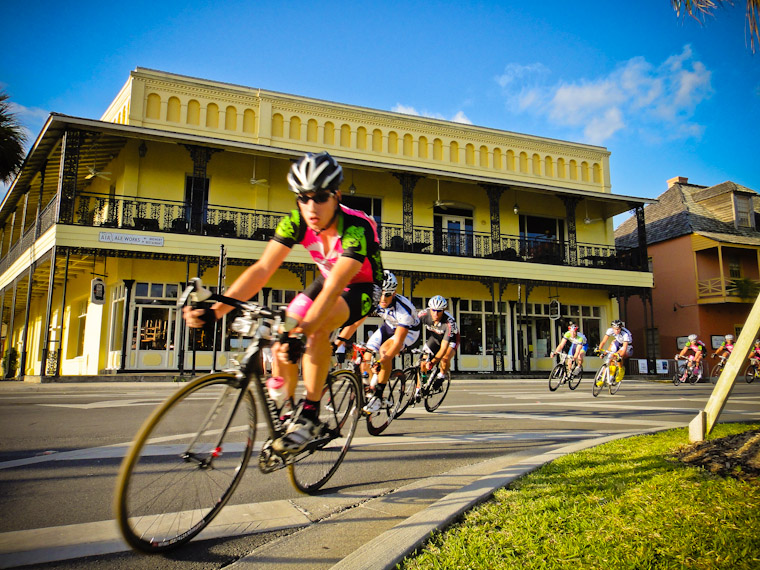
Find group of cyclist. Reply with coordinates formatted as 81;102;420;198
550;319;633;384
182;150;756;454
183;151;459;455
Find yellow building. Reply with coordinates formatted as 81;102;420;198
0;68;653;378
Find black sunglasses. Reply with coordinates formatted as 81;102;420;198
297;192;333;204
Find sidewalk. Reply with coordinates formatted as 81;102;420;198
228;431;653;570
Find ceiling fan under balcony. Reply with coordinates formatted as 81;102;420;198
250;157;268;186
85;166;111;181
583;201;602;224
430;179;457;210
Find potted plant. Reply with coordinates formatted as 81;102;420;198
2;347;19;378
730;277;760;301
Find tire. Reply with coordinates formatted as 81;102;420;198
392;368;415;419
114;373;255;553
609;371;622;395
592;367;606;397
567;366;583;390
688;364;701;385
366;379;395;437
548;364;564;391
673;373;681;386
289;370;360;493
709;362;723;384
424;371;451;412
746;364;756;384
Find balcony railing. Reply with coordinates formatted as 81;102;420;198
0;192;646;273
698;277;760;300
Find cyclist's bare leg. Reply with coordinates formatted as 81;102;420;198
298;299;350;401
440;345;455;375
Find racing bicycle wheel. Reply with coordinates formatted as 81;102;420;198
592;367;607;397
366;370;405;436
391;369;414;419
688;364;702;385
709;362;723;384
745;364;757;384
424;371;451;412
567;366;583;390
609;371;622;395
289;369;360;493
115;373;255;553
548;364;564;391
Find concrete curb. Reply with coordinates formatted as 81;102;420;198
228;431;657;570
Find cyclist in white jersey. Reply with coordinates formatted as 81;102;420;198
550;323;588;373
597;319;633;382
336;270;420;413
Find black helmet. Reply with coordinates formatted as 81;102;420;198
287;152;343;194
611;319;623;328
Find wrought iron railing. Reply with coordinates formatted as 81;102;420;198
0;191;646;273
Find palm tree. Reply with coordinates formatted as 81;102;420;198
671;0;760;51
0;90;28;185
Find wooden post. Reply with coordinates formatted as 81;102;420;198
691;293;760;441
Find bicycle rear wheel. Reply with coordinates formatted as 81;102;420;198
688;364;701;385
289;370;360;493
709;362;723;384
567;366;582;390
745;364;756;384
424;371;451;412
548;364;564;391
592;367;606;397
609;373;622;395
114;373;255;553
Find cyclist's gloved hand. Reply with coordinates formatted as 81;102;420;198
279;332;306;363
198;308;218;326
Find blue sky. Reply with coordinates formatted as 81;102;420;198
2;1;759;227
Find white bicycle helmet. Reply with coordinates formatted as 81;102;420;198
382;270;398;294
725;334;734;341
611;319;623;328
428;295;448;311
287;152;343;194
688;334;698;342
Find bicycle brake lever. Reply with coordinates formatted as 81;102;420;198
177;277;214;307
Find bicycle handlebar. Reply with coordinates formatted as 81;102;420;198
178;278;297;335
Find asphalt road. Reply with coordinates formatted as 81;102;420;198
1;375;759;569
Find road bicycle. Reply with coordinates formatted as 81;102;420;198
709;353;729;384
673;354;702;385
114;278;361;553
401;348;452;412
745;357;760;384
592;349;623;397
351;343;414;435
548;351;583;391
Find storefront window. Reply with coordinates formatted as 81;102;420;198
459;312;482;355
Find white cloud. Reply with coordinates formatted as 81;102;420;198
496;45;712;144
392;103;471;124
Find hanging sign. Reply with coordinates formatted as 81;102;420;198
549;299;561;320
91;278;106;305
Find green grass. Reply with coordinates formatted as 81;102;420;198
400;423;760;570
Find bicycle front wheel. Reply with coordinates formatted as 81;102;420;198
745;364;756;384
548;364;564;391
567;366;583;390
289;370;360;493
592;367;606;397
709;362;723;384
424;372;451;412
390;369;414;419
114;373;255;553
